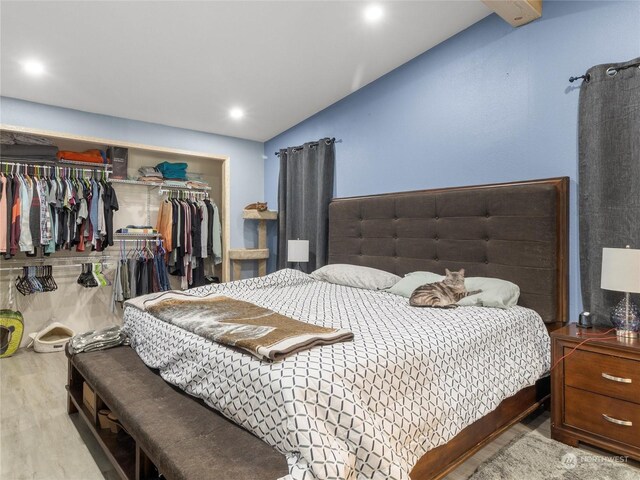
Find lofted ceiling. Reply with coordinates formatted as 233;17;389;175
0;1;491;142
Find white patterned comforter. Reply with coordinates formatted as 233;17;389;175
122;269;550;480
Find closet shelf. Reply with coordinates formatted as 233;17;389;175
110;178;211;191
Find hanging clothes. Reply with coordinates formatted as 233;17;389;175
157;193;221;289
111;239;170;310
0;175;7;253
0;169;118;257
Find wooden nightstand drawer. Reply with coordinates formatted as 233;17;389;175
565;349;640;404
552;325;640;460
565;386;640;449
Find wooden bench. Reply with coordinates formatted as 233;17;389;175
66;346;289;480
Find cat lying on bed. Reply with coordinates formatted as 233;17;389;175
410;268;481;308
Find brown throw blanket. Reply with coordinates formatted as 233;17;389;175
125;292;353;361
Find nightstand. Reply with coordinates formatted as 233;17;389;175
551;324;640;461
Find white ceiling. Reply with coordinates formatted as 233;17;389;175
0;1;491;142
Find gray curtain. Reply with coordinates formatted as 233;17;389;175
579;57;640;325
278;139;335;272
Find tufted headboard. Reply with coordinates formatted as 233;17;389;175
327;177;569;329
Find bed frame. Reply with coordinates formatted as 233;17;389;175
68;177;568;480
328;177;569;479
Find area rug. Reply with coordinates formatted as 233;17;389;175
469;429;640;480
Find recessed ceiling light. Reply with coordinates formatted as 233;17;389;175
23;59;45;76
229;107;244;120
364;4;384;23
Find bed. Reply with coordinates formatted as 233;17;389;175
122;177;569;480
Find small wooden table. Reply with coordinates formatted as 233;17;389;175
551;324;640;461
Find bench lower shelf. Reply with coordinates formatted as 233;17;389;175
67;360;158;480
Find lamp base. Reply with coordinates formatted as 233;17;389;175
616;328;639;340
610;295;640;339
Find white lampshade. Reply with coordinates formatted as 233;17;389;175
601;247;640;293
288;240;309;263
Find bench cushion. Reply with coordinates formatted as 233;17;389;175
72;346;288;480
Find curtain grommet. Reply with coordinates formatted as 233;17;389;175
606;67;618;77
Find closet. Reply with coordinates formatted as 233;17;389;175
0;125;229;346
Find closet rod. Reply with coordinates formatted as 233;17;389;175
274;137;338;156
0;262;114;272
0;255;111;264
116;239;161;243
159;190;209;198
158;183;211;190
0;160;112;175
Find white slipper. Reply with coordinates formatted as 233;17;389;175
27;322;75;353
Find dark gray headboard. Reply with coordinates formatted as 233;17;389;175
328;178;569;329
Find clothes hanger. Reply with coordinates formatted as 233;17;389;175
145;240;154;259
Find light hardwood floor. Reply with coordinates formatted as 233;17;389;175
0;349;630;480
1;349;118;480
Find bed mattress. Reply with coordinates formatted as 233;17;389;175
123;269;550;480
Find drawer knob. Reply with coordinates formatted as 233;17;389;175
602;414;633;427
601;372;632;384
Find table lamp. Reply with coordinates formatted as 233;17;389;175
287;239;309;270
601;246;640;338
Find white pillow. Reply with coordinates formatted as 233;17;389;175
457;277;520;309
310;264;401;290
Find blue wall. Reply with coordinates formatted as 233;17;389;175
1;96;265;275
264;1;640;320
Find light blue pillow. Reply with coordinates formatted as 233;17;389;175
385;271;520;309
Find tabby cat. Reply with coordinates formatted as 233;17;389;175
409;268;480;308
244;202;268;212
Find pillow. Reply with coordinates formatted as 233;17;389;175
385;271;520;309
385;271;444;297
310;264;401;290
456;277;520;309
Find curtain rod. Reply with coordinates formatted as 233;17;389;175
274;137;338;156
570;60;640;83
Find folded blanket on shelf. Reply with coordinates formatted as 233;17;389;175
126;292;354;361
57;149;107;164
137;176;163;183
138;166;162;177
186;180;208;189
1;144;59;157
0;131;15;145
186;172;204;181
156;161;188;180
1;132;56;146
